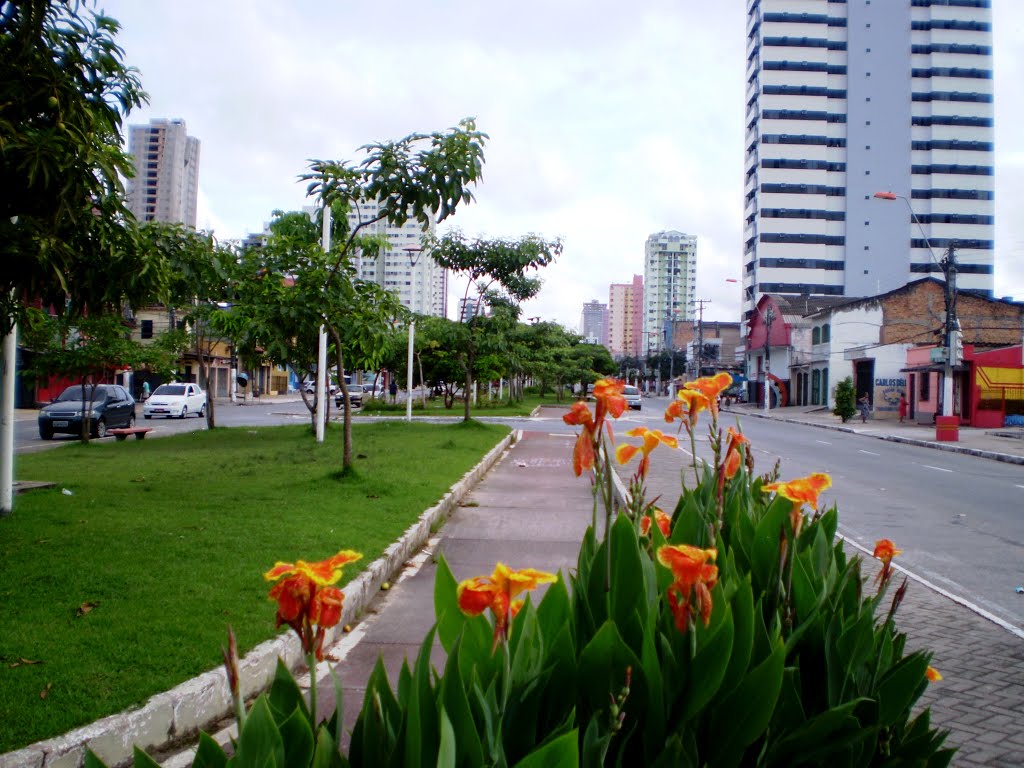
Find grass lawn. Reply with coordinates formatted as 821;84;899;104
0;420;509;754
361;392;576;417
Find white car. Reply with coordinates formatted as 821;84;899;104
143;382;207;419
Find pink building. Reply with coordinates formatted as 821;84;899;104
608;275;644;358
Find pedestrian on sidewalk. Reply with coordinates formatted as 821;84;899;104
858;393;870;423
389;379;398;403
898;394;908;423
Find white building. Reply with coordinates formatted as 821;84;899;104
742;0;995;319
643;231;697;353
343;200;446;317
127;118;200;227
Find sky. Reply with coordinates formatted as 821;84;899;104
100;0;1024;328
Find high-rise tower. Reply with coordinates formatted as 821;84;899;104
127;118;200;227
644;231;697;353
743;0;994;318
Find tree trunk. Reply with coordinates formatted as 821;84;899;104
329;327;352;471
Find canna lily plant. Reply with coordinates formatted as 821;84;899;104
89;375;953;768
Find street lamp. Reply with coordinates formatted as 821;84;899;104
873;191;959;427
403;247;423;422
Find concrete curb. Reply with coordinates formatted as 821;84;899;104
0;431;518;768
727;408;1024;466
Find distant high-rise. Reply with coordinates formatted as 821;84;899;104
743;0;994;318
643;231;697;353
608;275;644;358
343;200;446;317
458;295;488;323
579;300;609;346
127;118;200;227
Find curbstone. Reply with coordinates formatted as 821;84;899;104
1;430;518;768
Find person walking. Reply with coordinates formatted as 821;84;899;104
389;379;398;403
858;393;870;424
898;394;908;424
141;380;150;402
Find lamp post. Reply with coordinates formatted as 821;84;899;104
403;247;423;422
874;192;959;430
762;305;775;414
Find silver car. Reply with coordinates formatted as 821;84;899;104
623;385;642;410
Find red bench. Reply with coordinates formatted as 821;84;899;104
108;427;153;441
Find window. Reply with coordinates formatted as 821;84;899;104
812;327;821;345
822;323;830;343
811;369;821;405
919;372;930;401
141;320;153;339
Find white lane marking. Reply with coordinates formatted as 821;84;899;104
815;439;831;445
922;464;953;473
858;449;880;456
839;533;1024;641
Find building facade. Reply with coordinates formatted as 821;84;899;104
643;231;697;353
608;275;644;358
579;300;609;346
742;0;994;318
127;118;200;227
340;201;446;317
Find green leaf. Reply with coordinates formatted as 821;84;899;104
310;727;346;768
404;627;440;766
511;729;579;767
682;594;734;721
536;574;571;649
233;696;285;768
434;555;463;653
751;497;790;596
718;575;754;698
84;751;107;768
268;658;310;724
437;708;457;768
609;513;649;642
708;640;785;766
278;708;315;768
877;652;929;726
191;732;228;768
577;621;646;736
438;638;485;768
129;747;161;768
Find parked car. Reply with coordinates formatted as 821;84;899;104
302;380;338;395
38;383;136;439
143;382;207;419
335;384;364;408
623;384;642;410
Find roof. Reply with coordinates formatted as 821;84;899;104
765;293;858;323
802;277;1024;319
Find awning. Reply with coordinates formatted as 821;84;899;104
899;363;969;374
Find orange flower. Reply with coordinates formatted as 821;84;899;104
265;550;362;660
592;377;627;425
457;563;556;650
615;427;678;478
761;472;832;536
873;538;903;583
665;388;709;431
722;426;749;481
657;544;719;632
683;372;733;418
562;400;594;429
926;666;943;682
640;508;672;538
563;402;597;476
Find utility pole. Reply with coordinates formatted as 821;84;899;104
763;305;775;413
940;242;959;418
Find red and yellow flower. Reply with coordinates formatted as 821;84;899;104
665;388;709;431
683;372;733;418
615;427;678;478
265;550;362;660
563;401;597;476
657;544;719;632
722;426;749;481
456;563;556;650
873;538;903;583
926;665;943;682
640;508;672;538
761;472;832;536
591;377;627;426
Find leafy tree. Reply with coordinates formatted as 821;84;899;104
427;232;562;421
22;312;182;441
833;376;857;423
138;223;233;429
1;0;151;331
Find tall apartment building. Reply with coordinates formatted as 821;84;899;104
127;118;200;227
579;300;609;346
343;200;446;317
742;0;994;318
643;231;697;353
608;275;644;358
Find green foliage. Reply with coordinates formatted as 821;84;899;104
1;0;151;331
833;376;857;423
